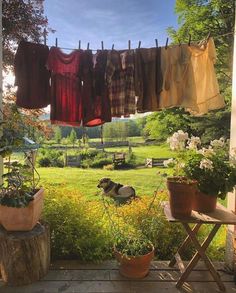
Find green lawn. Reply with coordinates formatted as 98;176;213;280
105;144;174;165
39;167;168;199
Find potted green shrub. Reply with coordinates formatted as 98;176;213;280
165;131;236;214
101;195;154;279
0;106;44;231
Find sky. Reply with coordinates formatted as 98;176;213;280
44;0;178;51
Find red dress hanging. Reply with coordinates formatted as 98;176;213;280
47;47;82;126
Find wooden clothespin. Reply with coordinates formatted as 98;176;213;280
165;37;169;49
87;42;90;50
138;41;141;49
43;28;47;45
188;34;191;46
112;44;114;50
78;40;81;50
55;38;58;47
128;40;131;50
155;39;158;48
101;41;104;50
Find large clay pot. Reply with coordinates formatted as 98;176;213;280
0;188;44;231
193;191;217;213
114;245;154;279
167;177;197;219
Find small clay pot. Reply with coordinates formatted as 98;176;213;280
193;191;217;213
114;245;154;279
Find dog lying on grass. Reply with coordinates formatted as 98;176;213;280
97;178;136;204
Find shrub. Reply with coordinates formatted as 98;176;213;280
90;157;113;168
103;164;114;171
42;188;113;261
37;148;64;167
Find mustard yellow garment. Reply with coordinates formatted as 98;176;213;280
159;38;225;115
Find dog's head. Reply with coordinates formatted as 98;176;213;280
97;178;111;189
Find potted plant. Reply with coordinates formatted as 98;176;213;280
0;105;44;231
165;131;198;218
165;131;236;214
100;195;155;279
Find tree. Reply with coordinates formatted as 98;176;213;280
167;0;234;102
69;129;77;147
54;127;62;144
143;0;233;142
3;0;52;68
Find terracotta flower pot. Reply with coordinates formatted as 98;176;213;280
0;188;44;231
167;177;197;219
114;245;154;279
193;191;217;213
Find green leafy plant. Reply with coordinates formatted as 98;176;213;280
0;106;40;207
165;130;236;199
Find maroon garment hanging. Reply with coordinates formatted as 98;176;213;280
47;47;82;126
14;40;50;109
81;50;111;127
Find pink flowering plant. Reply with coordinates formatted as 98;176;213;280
164;130;236;199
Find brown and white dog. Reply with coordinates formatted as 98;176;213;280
97;178;136;204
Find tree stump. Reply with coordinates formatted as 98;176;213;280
0;222;50;286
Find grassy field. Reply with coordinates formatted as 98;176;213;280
105;144;174;165
39;167;168;199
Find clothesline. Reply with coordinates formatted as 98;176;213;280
44;31;234;52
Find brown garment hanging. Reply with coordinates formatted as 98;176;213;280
135;47;162;112
81;50;111;127
106;50;135;117
14;40;50;109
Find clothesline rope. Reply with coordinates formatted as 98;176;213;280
45;31;234;52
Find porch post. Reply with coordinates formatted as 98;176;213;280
0;0;3;185
225;3;236;270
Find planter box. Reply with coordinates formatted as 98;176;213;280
0;188;44;231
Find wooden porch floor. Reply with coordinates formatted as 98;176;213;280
0;260;235;293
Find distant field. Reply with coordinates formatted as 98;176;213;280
38;167;169;199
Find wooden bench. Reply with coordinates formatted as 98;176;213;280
145;158;170;168
113;153;126;166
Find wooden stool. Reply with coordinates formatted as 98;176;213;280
0;222;50;286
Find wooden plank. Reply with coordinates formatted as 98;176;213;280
0;280;133;293
163;201;236;224
50;260;228;272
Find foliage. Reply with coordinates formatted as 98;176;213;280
90;157;113;168
103;164;114;171
3;0;52;68
0;105;40;207
37;148;64;167
54;127;62;144
41;183;225;261
69;129;77;147
165;130;236;199
42;188;112;261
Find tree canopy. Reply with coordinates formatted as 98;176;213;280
3;0;52;68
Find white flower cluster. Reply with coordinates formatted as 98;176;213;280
197;147;215;157
199;158;214;171
210;137;225;148
187;136;201;150
167;130;189;151
163;158;175;167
